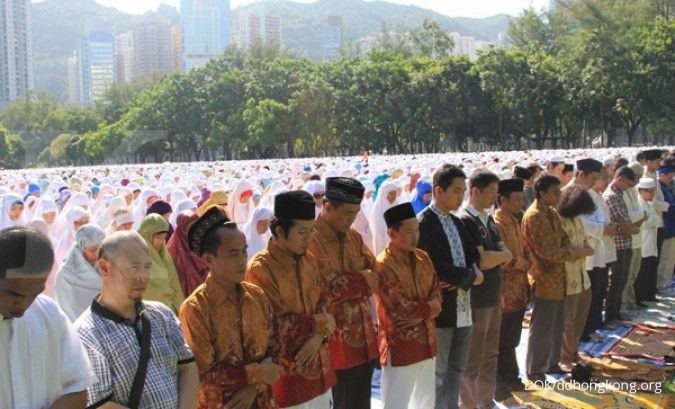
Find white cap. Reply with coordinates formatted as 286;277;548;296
548;155;565;163
637;177;656;189
114;212;135;226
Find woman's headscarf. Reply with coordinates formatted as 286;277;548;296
55;207;91;265
170;199;197;228
368;179;400;257
133;188;159;230
138;214;184;313
31;197;59;242
54;224;106;321
243;207;273;260
196;190;228;217
372;174;390;201
0;193;26;229
411;180;432;214
147;200;174;240
166;211;209;297
227;180;254;226
95;196;127;230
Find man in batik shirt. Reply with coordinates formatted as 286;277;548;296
246;191;337;409
375;202;441;409
307;177;378;409
179;207;284;409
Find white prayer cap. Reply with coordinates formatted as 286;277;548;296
548;155;565;163
114;211;135;226
637;178;656;189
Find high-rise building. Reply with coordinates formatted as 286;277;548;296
114;31;133;83
133;13;173;79
170;24;183;72
321;15;343;62
67;51;80;105
180;0;231;71
234;11;282;50
0;0;33;108
234;12;261;50
79;30;115;105
264;14;281;46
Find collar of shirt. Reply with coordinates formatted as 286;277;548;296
386;244;416;266
268;238;302;266
464;203;489;226
91;297;145;324
610;183;623;196
204;275;244;306
494;208;517;226
429;202;452;219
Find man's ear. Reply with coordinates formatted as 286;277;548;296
99;258;111;277
202;252;215;269
386;227;396;241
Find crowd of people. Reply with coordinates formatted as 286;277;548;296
0;146;674;409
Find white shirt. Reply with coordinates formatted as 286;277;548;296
0;295;93;409
624;187;643;250
644;168;670;228
582;188;607;270
595;189;617;265
639;198;660;258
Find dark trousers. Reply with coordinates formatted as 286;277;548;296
333;359;376;409
583;266;609;337
606;249;631;323
497;308;525;390
526;297;565;378
634;256;658;302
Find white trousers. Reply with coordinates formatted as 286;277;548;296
284;390;332;409
657;237;675;290
381;358;435;409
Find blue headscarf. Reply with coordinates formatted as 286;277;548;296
372;174;390;201
412;180;432;214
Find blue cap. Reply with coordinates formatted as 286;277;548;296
657;165;675;174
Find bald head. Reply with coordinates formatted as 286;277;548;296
99;230;148;262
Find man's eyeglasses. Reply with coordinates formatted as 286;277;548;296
109;259;152;279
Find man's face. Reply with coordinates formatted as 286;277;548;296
472;182;498;211
646;159;661;172
203;229;248;285
434;177;466;212
581;171;600;190
639;188;656;202
388;218;420;252
560;171;573;187
277;219;316;256
324;202;360;234
101;244;152;303
0;272;47;319
503;191;524;215
542;184;562;207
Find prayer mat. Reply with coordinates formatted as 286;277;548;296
604;324;675;361
579;355;673;385
511;387;672;409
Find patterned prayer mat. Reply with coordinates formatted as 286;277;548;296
511;387;673;409
603;323;675;361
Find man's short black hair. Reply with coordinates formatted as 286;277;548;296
636;152;645;162
323;197;345;209
432;164;466;191
0;227;54;279
468;170;500;191
270;217;296;239
534;175;561;199
614;166;636;182
201;224;240;256
616;158;629;169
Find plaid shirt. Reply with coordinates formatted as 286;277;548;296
75;299;194;409
604;184;632;251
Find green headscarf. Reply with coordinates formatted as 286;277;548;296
138;214;184;313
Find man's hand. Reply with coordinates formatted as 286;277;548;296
429;300;442;318
439;281;457;292
397;317;424;329
570;246;594;259
603;223;617;236
226;384;258;409
314;312;336;336
360;269;379;291
258;358;284;386
473;269;484;285
295;334;324;369
514;256;530;271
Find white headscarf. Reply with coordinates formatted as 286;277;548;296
243;207;273;260
368;180;400;257
303;180;324;218
55;224;106;321
133;188;159;230
54;207;91;265
227;180;255;227
31;198;59;242
0;193;26;229
170;199;197;228
95;196;127;230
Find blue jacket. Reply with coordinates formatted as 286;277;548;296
660;181;675;239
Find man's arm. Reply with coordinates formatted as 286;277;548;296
177;362;199;409
50;391;87;409
476;246;512;270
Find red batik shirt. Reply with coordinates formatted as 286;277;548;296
245;240;336;407
375;246;441;367
308;215;379;371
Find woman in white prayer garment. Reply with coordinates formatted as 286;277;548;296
54;207;92;266
243;206;273;260
0;193;26;229
55;224;106;321
368;179;401;257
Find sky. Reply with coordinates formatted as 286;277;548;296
87;0;551;18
